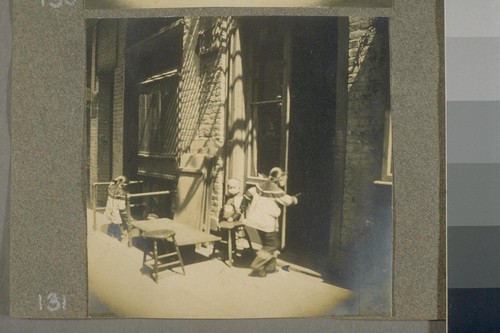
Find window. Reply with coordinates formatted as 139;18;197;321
125;19;183;180
137;69;180;179
196;17;220;56
246;22;288;180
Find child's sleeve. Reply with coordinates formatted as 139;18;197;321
276;193;298;207
218;205;225;221
232;208;242;222
240;188;254;213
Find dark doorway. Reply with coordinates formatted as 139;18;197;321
284;18;338;270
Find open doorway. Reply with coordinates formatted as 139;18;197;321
237;17;339;271
284;18;338;270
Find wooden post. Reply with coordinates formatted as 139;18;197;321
92;183;97;231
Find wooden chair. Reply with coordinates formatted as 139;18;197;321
124;190;174;247
125;189;222;278
142;228;185;283
124;190;187;282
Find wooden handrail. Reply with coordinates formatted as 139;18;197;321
126;190;174;199
91;180;143;231
124;190;175;247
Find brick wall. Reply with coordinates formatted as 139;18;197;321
341;17;391;251
96;20;117;71
89;18;229;220
112;21;126;178
88;26;98;203
178;17;202;152
88;20;119;205
178;17;230;227
89;110;98;203
178;17;227;152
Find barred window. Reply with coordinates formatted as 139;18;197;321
137;69;180;180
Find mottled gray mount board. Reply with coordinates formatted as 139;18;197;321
10;0;87;318
9;0;445;319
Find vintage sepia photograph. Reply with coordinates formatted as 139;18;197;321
85;16;392;318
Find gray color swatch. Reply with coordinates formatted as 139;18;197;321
448;226;500;288
447;101;500;164
445;0;500;37
446;37;500;101
448;163;500;227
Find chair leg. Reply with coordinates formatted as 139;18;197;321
227;229;233;267
152;240;159;283
142;243;147;268
211;241;217;259
242;227;253;250
172;236;185;275
127;224;133;248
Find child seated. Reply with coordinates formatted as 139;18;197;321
216;179;245;257
219;178;244;224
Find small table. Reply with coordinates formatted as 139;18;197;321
131;218;221;247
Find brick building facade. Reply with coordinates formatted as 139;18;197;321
86;16;392;287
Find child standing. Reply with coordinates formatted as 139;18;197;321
244;167;298;277
104;175;129;241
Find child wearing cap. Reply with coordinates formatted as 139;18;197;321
104;175;129;241
244;167;298;277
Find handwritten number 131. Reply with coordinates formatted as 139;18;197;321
41;0;77;8
39;293;67;312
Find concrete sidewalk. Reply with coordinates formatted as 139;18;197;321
87;210;354;318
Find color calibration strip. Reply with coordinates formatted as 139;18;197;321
447;0;500;332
